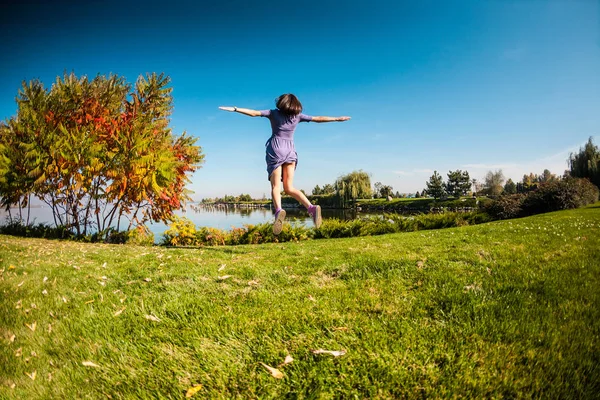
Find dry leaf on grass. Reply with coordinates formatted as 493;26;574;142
82;361;99;367
9;265;16;270
247;280;260;286
43;277;48;283
15;347;22;357
114;307;126;317
333;327;349;332
48;324;52;333
15;300;22;309
101;262;107;269
42;289;48;295
145;314;160;322
218;264;226;271
17;281;24;287
278;354;294;367
25;322;36;332
143;278;152;282
185;384;203;398
85;299;95;304
416;261;424;269
311;349;346;357
307;295;316;302
260;362;284;379
25;371;36;380
9;334;16;343
218;275;232;280
62;296;68;303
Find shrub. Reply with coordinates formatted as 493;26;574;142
126;225;155;246
521;177;599;215
162;216;198;246
485;194;525;219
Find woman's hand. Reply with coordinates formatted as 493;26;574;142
219;106;236;112
337;116;351;121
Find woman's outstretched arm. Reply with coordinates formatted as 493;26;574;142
219;106;262;117
311;116;351;123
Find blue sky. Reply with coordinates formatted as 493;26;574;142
1;0;598;199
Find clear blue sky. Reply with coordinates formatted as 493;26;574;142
1;0;598;199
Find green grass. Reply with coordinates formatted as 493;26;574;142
1;205;599;399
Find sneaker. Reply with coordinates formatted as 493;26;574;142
308;205;322;228
273;209;286;235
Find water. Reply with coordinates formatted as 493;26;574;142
0;204;367;241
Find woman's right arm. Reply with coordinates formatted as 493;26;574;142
219;106;262;117
311;116;351;123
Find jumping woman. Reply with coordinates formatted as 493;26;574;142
219;94;351;234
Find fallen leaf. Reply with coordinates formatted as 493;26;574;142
185;384;203;398
416;261;424;269
31;303;37;309
100;276;108;280
15;347;22;357
218;264;226;271
145;314;160;322
101;262;107;269
48;373;52;381
85;299;95;304
311;349;346;357
260;362;284;379
486;267;492;275
10;334;16;343
114;307;126;316
62;296;68;303
48;324;52;333
9;265;16;270
247;280;260;286
25;322;37;332
17;281;24;287
307;295;316;302
99;293;104;302
15;300;22;309
25;371;36;380
143;278;152;282
82;361;99;368
10;383;15;389
218;275;232;280
120;297;126;303
73;265;80;270
43;276;48;283
42;289;48;295
283;355;294;365
98;281;105;286
31;351;37;357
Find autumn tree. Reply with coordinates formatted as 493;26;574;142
483;170;505;197
0;72;204;239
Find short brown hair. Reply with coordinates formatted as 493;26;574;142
275;94;302;115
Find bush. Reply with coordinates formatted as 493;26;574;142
0;221;75;240
126;225;155;246
485;194;525;219
521;177;599;215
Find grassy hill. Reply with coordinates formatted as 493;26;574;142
1;205;599;398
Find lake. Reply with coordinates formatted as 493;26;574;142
0;204;371;241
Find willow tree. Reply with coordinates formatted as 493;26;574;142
569;137;600;188
335;170;372;206
0;72;204;238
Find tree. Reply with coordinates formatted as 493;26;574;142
312;185;322;195
569;137;600;188
540;169;556;183
373;182;383;198
445;170;471;198
483;170;505;197
425;171;445;199
0;72;204;239
504;178;517;194
321;183;335;195
335;170;372;205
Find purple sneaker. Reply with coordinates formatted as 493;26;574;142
273;208;286;235
308;205;322;228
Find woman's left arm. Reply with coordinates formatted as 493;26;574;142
219;106;262;117
311;116;351;123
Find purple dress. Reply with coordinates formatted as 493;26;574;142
260;109;313;180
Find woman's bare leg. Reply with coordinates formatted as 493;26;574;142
270;166;283;211
282;163;311;209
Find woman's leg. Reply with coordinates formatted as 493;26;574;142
282;163;311;209
270;166;283;211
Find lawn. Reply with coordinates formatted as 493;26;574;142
1;205;599;399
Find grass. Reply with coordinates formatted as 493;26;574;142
1;205;599;399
